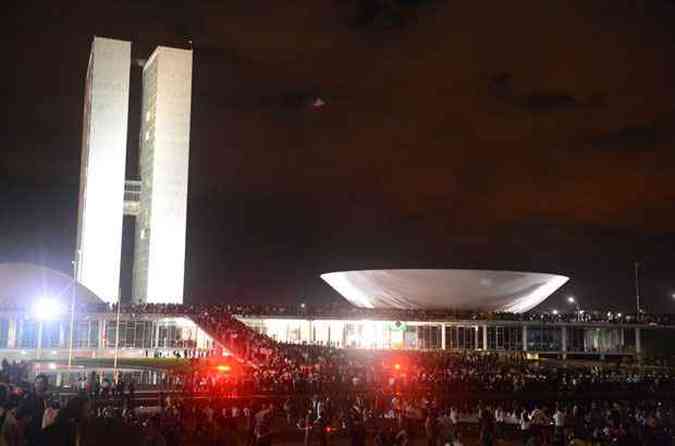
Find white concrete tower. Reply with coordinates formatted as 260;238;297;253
76;37;131;303
133;46;193;304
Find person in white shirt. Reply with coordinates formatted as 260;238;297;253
520;409;532;444
494;406;505;439
553;406;566;441
553;407;565;428
449;407;459;426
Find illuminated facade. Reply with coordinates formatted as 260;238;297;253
76;37;131;303
239;316;649;360
321;270;569;313
133;47;192;304
0;312;216;362
0;261;663;362
76;37;192;304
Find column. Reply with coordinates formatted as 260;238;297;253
195;324;201;350
7;318;17;349
441;324;446;350
522;325;528;352
482;325;488;351
98;319;106;350
561;326;567;359
635;327;642;357
154;321;161;349
87;321;92;349
474;327;479;350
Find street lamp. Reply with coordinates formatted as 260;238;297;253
31;297;63;360
68;254;79;368
567;296;581;320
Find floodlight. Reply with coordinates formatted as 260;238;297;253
552;309;559;315
32;297;63;320
567;296;575;304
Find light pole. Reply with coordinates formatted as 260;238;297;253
567;296;581;320
68;252;79;368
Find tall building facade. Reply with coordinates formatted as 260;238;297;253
76;37;131;303
133;47;192;304
76;37;192;304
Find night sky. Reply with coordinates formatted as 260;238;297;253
2;1;675;311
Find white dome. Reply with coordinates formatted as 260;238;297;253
0;263;105;308
321;269;569;313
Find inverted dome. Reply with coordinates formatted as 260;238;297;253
321;269;569;313
0;263;105;308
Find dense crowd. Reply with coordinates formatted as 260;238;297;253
3;300;674;327
109;302;675;327
1;352;675;446
1;301;675;444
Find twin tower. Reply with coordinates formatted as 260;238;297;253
76;37;192;305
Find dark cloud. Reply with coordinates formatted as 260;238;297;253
588;115;675;151
487;73;606;113
2;0;675;310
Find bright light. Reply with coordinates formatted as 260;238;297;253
394;363;401;370
321;270;569;314
567;296;576;304
48;363;56;370
216;364;231;373
552;309;559;315
617;313;622;317
31;298;64;321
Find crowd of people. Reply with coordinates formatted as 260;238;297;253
0;352;674;445
175;349;675;399
104;302;675;327
0;301;674;444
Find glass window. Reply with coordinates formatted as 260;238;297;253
0;320;8;348
89;320;99;348
19;320;38;348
